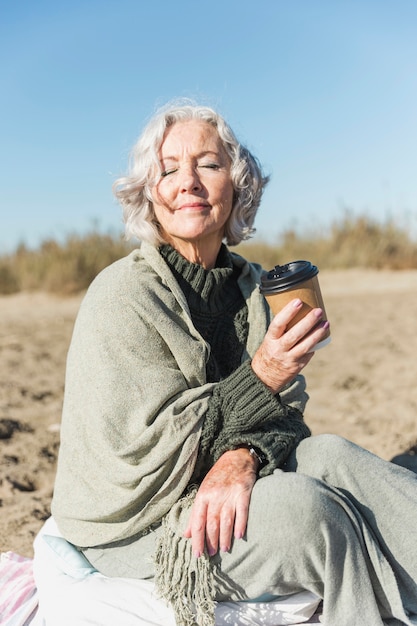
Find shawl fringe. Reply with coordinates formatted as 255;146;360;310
154;491;216;626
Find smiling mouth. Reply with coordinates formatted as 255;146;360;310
178;203;210;211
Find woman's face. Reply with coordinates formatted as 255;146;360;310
151;120;234;265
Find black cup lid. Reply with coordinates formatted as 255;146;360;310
260;260;318;294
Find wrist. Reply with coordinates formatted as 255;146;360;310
233;444;267;472
250;356;280;394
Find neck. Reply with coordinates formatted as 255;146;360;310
163;236;223;269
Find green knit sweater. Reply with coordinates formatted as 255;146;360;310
160;244;310;483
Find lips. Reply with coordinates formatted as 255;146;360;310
177;202;210;211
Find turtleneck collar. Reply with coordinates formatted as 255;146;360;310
159;244;239;313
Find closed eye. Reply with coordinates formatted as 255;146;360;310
160;168;178;177
199;163;221;170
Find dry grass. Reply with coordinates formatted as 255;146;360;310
236;213;417;272
0;232;133;295
1;213;417;295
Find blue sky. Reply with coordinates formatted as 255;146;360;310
1;0;416;252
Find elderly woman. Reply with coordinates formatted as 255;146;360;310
52;101;417;626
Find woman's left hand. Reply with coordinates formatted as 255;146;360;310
184;448;257;558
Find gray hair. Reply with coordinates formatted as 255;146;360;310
113;100;269;246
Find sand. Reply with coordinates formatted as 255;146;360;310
1;269;417;557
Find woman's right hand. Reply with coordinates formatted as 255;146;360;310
251;298;329;394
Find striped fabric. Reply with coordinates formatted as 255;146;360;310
0;552;39;626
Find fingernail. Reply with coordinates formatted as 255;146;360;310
314;308;323;318
235;531;243;540
194;550;201;559
321;321;330;330
221;545;230;553
208;547;216;557
293;299;302;308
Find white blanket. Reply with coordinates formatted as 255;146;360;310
1;517;322;626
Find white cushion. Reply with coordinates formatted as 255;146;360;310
32;518;321;626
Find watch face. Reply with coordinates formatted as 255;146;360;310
248;446;266;467
235;445;266;468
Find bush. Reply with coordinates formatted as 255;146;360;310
1;213;417;295
0;231;134;295
236;213;417;271
0;263;20;294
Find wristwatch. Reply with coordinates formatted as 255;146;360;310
237;444;267;469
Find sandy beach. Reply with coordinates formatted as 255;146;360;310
1;269;417;557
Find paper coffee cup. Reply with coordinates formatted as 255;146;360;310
260;260;330;350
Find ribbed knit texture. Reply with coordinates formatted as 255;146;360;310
160;244;247;381
160;245;310;482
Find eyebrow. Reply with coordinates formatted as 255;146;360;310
160;150;224;162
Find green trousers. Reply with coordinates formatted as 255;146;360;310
83;435;417;626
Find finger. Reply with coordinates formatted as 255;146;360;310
303;320;330;354
281;308;324;348
183;521;191;538
205;507;221;557
185;502;208;558
269;298;304;336
233;497;250;543
218;507;235;554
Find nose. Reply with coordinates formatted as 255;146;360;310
179;165;202;193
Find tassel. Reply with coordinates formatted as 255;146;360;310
154;492;216;626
